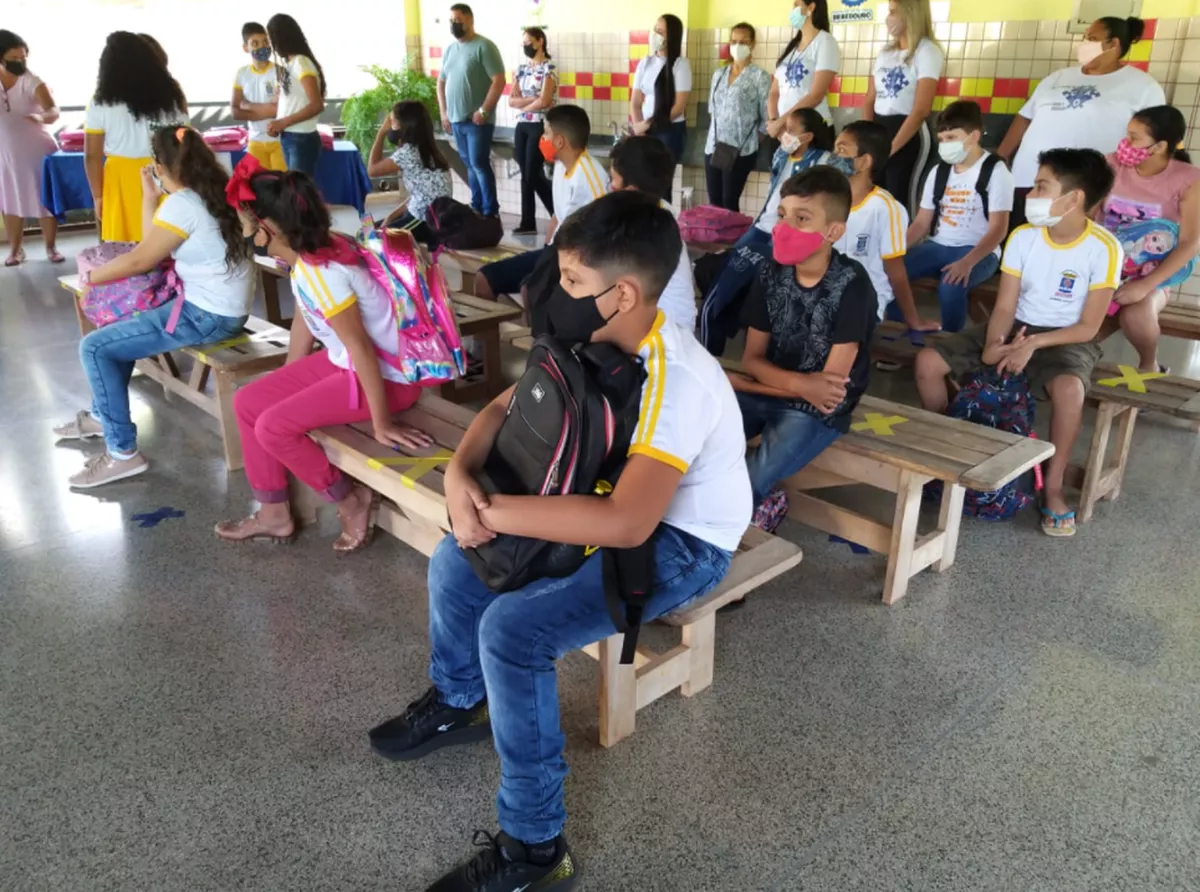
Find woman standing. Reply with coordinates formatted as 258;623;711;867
0;30;61;265
631;13;692;200
508;27;557;236
704;23;770;212
266;14;327;176
84;31;187;243
767;0;839;136
998;16;1164;225
1100;106;1200;372
862;0;943;213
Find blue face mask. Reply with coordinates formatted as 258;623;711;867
251;47;272;63
789;7;808;29
829;155;857;177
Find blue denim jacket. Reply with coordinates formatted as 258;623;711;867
753;147;836;228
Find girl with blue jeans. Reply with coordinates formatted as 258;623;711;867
53;127;254;488
265;14;326;176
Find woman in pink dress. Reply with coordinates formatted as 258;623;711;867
0;30;61;266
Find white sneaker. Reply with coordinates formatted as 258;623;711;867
53;410;104;440
68;452;149;488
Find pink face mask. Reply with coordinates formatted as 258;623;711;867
772;222;826;265
1115;137;1152;167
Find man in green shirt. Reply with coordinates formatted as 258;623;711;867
438;3;506;217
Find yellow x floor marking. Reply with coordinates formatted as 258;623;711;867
366;449;455;488
851;412;908;436
1095;364;1166;394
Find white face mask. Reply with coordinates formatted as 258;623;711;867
651;32;666;53
1024;196;1065;228
938;141;969;165
729;43;751;63
780;133;803;155
1077;39;1105;66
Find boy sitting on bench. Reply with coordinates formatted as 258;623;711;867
729;167;878;531
474;104;609;304
915;148;1122;539
368;191;752;892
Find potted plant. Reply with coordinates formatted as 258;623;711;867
341;59;440;159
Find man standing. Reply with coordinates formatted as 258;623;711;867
438;4;506;218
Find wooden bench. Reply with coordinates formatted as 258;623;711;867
296;393;804;747
60;274;291;471
1160;301;1200;341
438;245;523;296
911;276;999;326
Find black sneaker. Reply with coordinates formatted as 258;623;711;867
368;686;491;761
427;830;579;892
512;225;538;236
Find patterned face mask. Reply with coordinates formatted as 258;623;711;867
1115;138;1152;167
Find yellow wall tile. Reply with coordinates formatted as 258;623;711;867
845;75;868;94
612;86;630;102
828;93;840;108
1028;79;1040;95
560;72;575;86
577;86;594;100
961;77;977;96
594;72;612;87
630;44;649;59
1128;40;1153;62
976;77;994;96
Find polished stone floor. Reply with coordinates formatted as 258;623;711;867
3;231;1200;891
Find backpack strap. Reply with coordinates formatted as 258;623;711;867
975;153;1002;222
602;542;657;665
929;162;951;237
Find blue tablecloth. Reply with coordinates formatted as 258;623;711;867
41;139;372;219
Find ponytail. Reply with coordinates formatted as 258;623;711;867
651;14;684;131
248;168;336;256
1097;15;1145;58
1132;104;1192;165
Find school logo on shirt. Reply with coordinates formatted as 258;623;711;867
1060;86;1100;109
785;57;810;88
1055;270;1080;299
854;233;870;257
265;82;276;96
879;66;910;99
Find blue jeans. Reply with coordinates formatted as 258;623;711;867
280;130;322;177
80;300;247;454
452;121;498;217
427;527;732;843
896;240;1001;333
699;226;771;356
737;392;842;505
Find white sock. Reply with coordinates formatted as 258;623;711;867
109;448;139;462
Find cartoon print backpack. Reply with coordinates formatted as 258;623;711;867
76;242;181;328
1115;218;1195;288
943;370;1036;520
678;205;754;245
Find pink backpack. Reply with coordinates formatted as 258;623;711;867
203;127;249;152
678;205;754;245
58;128;85;152
77;243;182;329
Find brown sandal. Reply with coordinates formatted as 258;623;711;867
214;512;297;545
333;488;380;555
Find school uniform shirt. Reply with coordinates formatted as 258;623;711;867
871;38;944;117
277;55;320;134
833;187;908;319
741;251;877;431
705;63;771;157
1012;65;1165;189
290;257;410;383
513;60;557;123
630;312;752;552
152;189;254;318
551;150;609;238
389;142;452;222
919;151;1014;256
83;101;186;157
1000;222;1123;328
633;56;693;123
659;201;698;332
774;30;840;123
234;62;279;143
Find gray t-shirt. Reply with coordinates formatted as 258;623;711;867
440;36;505;123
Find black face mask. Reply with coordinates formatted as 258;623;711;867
4;60;27;76
545;283;617;344
522;44;537;59
450;22;466;39
387;129;403;146
245;235;270;257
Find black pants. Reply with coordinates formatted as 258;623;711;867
480;247;544;296
704;151;757;212
651;121;688;204
513;120;554;228
875;113;932;216
385;210;434;246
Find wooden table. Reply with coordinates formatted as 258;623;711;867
254;255;291;327
60;275;291;470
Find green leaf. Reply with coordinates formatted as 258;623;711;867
340;56;442;159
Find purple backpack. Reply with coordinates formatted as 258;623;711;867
678;205;754;245
77;243;180;328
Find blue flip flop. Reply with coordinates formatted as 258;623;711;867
1040;506;1076;538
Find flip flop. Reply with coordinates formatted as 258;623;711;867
4;249;25;267
1040;506;1076;538
47;250;66;264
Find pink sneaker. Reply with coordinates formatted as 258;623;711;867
751;487;789;534
53;410;104;440
68;452;149;488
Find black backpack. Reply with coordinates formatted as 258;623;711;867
423;196;503;250
466;337;654;660
929;153;1003;237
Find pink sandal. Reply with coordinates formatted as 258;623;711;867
333;488;380;555
214;512;297;545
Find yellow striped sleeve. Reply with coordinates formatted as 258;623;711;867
298;261;357;317
295;55;318;78
1089;225;1121;290
629;443;689;473
633;333;663;446
999;265;1022;277
880;193;905;259
152;216;189;240
579;157;605;200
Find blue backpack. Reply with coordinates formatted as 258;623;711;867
945;370;1036;520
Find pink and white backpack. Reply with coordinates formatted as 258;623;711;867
76;243;181;328
678;205;754;245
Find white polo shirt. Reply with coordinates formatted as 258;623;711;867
84;101;186;158
1000;222;1123;328
633;56;693;123
551;151;610;236
834;187;908;320
277;55;321;134
631;312;752;552
152;189;254;318
234;62;279;143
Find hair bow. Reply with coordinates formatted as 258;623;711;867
225;154;267;209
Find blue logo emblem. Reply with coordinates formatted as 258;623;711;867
841;0;869;5
879;66;910;99
854;234;869;256
1061;86;1100;109
1055;271;1079;297
784;57;810;88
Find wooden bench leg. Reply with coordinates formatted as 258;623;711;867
1078;401;1117;523
481;329;503;399
933;483;965;573
679;613;716;697
882;470;925;605
597;633;637;748
1106;405;1138;504
214;370;244;472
